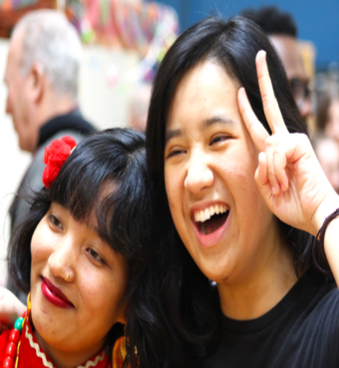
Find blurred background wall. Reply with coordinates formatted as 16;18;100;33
160;0;339;71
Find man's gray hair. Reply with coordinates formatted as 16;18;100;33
13;10;82;99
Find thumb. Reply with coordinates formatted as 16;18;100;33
255;152;274;199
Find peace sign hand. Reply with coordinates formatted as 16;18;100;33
238;50;339;237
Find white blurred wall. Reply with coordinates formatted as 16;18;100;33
0;38;140;284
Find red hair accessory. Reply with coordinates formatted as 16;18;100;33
42;136;77;189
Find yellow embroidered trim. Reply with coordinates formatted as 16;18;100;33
77;350;106;368
25;323;54;368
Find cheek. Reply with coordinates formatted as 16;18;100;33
82;265;128;312
80;272;127;328
164;167;179;211
221;155;262;207
31;226;50;267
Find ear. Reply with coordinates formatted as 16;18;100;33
117;303;128;325
29;62;45;103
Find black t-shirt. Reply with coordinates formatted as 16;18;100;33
200;271;339;368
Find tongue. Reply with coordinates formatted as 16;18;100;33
199;212;228;235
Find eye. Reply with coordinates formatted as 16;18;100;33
167;149;184;158
166;145;187;159
210;134;231;146
48;214;63;230
86;248;106;265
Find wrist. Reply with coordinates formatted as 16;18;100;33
312;192;339;236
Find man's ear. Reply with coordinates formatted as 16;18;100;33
29;62;44;103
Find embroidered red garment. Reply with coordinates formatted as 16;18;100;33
0;317;112;368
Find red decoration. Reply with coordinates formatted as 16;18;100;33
3;357;13;368
8;331;19;346
4;344;15;360
42;136;77;189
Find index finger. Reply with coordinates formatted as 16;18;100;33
256;50;289;135
238;87;269;152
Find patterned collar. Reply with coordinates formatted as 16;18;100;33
16;317;111;368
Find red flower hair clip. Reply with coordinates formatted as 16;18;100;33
42;136;77;189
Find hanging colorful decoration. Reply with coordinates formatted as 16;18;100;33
0;0;179;85
71;0;179;85
65;0;179;56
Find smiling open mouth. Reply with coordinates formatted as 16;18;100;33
194;205;229;235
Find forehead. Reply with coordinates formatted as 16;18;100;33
5;30;24;76
167;60;240;131
269;35;307;82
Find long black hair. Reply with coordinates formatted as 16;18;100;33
146;15;322;366
8;128;167;368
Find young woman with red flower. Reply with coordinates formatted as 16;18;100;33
0;129;159;368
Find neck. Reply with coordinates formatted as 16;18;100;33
218;238;297;321
32;91;78;152
34;329;105;368
37;97;78;130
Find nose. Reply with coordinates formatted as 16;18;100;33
184;151;213;194
5;94;11;114
48;236;75;282
300;97;312;120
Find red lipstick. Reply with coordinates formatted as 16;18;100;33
41;277;73;309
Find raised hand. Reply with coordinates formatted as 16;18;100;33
237;50;339;237
0;287;26;333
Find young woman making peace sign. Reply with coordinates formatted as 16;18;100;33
147;16;339;368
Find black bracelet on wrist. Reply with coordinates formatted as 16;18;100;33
312;207;339;273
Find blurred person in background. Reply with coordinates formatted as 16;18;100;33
313;135;339;193
4;9;96;301
128;82;152;133
241;6;312;123
317;91;339;143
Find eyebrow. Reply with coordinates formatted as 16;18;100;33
202;116;234;128
165;116;234;144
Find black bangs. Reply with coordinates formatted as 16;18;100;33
46;129;151;258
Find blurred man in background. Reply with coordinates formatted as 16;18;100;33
241;6;312;123
4;9;96;300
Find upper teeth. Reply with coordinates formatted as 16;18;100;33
194;204;228;223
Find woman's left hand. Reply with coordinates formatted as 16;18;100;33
237;50;339;237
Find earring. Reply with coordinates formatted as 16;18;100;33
112;324;138;367
112;335;126;368
27;292;31;318
64;272;70;282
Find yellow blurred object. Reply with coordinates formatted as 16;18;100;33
112;336;127;368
